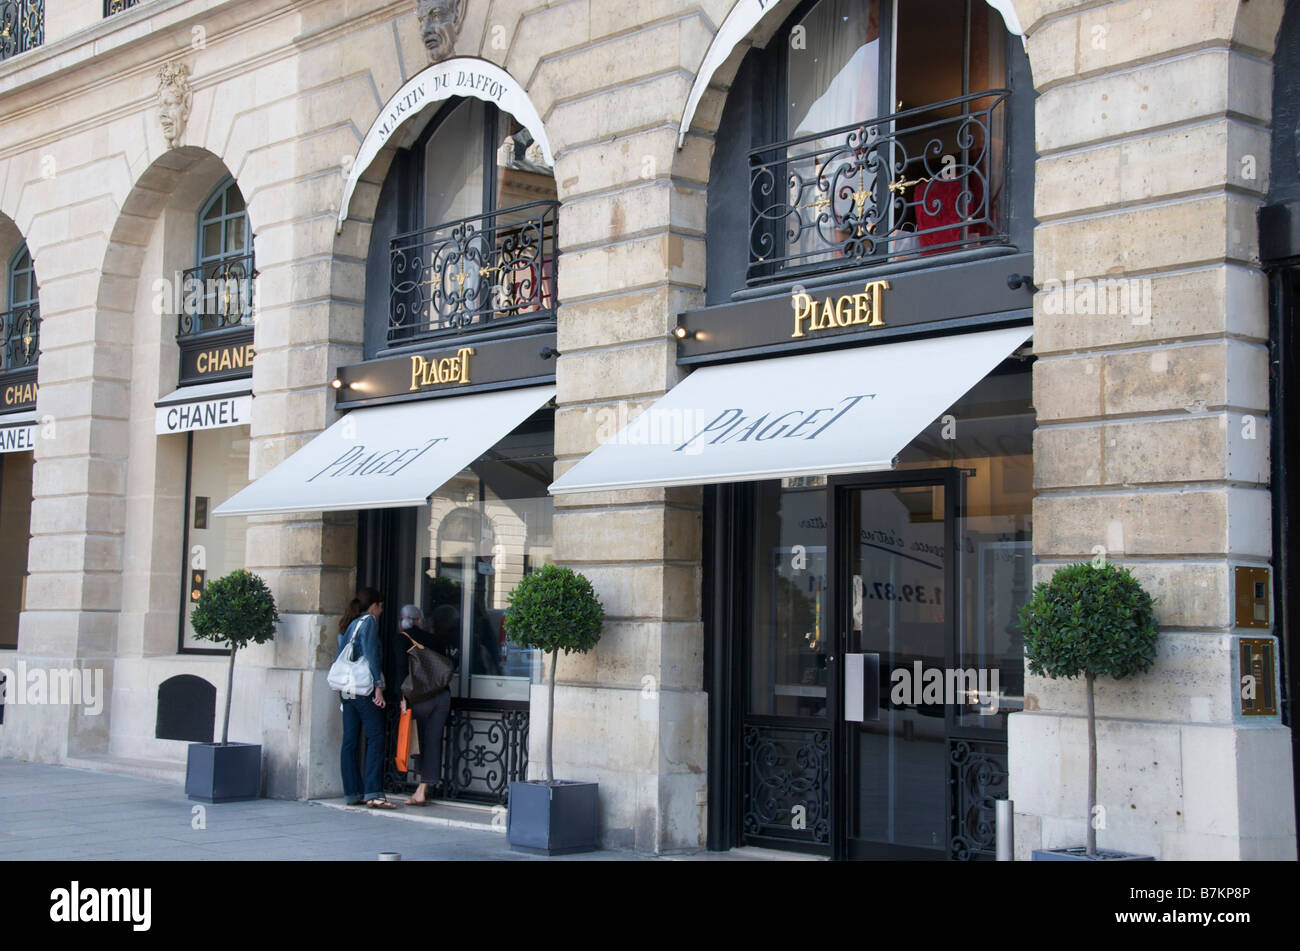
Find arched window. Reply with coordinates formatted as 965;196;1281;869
709;0;1032;296
182;178;254;336
3;242;39;370
370;97;558;353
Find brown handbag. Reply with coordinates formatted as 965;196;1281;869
400;632;454;703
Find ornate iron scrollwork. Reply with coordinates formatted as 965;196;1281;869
0;1;43;60
389;200;557;346
176;254;257;338
741;722;831;846
749;90;1009;280
1;304;39;371
949;738;1008;860
104;0;141;16
385;700;529;807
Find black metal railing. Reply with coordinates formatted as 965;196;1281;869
1;304;39;371
385;699;529;807
104;0;141;16
176;254;257;338
389;200;558;346
0;1;43;60
748;90;1010;281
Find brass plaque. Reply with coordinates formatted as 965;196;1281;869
1233;565;1270;629
1239;638;1277;716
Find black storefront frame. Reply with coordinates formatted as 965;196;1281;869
353;408;555;805
703;353;1029;860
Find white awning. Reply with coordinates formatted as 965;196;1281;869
214;385;555;517
549;326;1030;494
155;379;254;435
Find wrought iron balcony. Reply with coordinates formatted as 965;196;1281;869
748;90;1010;282
0;1;43;60
389;200;558;346
176;254;257;339
104;0;141;15
1;304;39;371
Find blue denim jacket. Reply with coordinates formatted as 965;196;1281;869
337;613;384;691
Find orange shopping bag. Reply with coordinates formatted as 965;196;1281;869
395;708;413;774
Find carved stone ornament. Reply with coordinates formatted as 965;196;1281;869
416;0;467;64
157;62;193;150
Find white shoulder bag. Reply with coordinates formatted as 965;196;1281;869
328;616;375;697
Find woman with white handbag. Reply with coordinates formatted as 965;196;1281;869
331;587;397;809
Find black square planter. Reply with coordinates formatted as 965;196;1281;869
507;780;599;855
1032;847;1154;861
185;742;262;803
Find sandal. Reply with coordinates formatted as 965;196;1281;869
366;798;398;809
405;797;429;807
345;799;364;807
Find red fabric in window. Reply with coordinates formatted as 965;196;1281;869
915;175;988;254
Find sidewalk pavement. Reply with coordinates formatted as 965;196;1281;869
0;759;810;861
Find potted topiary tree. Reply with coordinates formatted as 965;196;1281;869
1018;561;1159;860
185;569;280;803
503;563;604;854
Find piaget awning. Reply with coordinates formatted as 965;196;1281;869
549;325;1030;494
214;385;554;517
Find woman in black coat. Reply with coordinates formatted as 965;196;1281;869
397;604;459;806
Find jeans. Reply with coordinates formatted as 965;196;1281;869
340;694;386;802
410;690;451;787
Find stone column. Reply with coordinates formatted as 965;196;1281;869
1010;0;1296;860
505;5;719;852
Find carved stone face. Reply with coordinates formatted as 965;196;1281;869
157;64;192;149
158;87;185;143
416;0;463;63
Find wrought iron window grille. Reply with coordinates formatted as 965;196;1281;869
748;90;1011;283
104;0;141;16
0;1;43;60
175;253;257;338
389;199;558;346
0;303;39;372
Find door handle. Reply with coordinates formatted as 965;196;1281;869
844;652;880;722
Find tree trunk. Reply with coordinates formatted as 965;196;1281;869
222;644;238;746
545;648;557;783
1086;670;1097;858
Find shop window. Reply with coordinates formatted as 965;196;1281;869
369;97;558;353
3;243;39;372
898;363;1033;728
180;178;255;338
411;421;553;702
179;427;252;652
0;450;32;651
709;0;1031;296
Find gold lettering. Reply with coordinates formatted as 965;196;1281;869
791;293;813;338
788;281;889;338
854;294;871;324
836;296;854;327
866;280;888;326
408;348;474;391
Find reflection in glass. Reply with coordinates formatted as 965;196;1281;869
414;424;553;701
899;364;1033;727
748;480;829;718
183;427;251;650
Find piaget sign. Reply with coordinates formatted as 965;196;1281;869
410;347;474;391
791;280;889;339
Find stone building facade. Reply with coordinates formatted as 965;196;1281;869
0;0;1294;861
